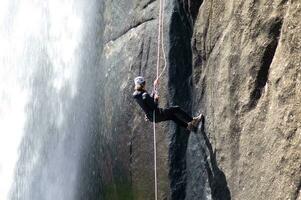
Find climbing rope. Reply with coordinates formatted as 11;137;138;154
152;112;158;200
155;0;167;84
157;0;167;80
153;0;166;199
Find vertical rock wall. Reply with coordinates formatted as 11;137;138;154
191;0;301;199
100;0;170;199
99;0;301;199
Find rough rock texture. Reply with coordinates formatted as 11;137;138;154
99;0;170;199
191;0;301;199
99;0;301;199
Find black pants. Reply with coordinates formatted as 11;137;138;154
152;106;193;128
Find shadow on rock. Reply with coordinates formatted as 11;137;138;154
186;118;231;200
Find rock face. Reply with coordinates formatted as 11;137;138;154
100;0;301;200
191;0;301;199
99;1;170;199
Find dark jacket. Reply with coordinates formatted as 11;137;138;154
133;90;158;120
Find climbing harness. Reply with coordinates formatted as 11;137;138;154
153;0;167;199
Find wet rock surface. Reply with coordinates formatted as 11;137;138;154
99;0;170;199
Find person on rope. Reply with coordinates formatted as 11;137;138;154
133;76;203;132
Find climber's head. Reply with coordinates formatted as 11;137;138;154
134;76;145;91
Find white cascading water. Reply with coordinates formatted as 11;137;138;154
0;0;100;199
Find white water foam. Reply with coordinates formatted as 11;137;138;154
0;0;83;199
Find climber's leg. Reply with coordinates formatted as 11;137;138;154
169;115;189;128
167;106;193;122
160;107;190;128
152;108;188;128
154;107;203;131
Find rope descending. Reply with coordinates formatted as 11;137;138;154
153;0;166;199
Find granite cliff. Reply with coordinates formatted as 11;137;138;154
99;0;301;199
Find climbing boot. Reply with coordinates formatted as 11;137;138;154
187;122;196;132
192;113;204;127
187;113;204;132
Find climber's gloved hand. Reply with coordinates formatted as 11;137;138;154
153;79;159;103
153;79;159;88
144;114;149;122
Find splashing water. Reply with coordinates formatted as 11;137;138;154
0;0;101;199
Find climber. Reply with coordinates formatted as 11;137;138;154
132;76;203;132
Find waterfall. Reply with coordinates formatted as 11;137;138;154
0;0;103;199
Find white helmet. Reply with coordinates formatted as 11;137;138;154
134;76;145;85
